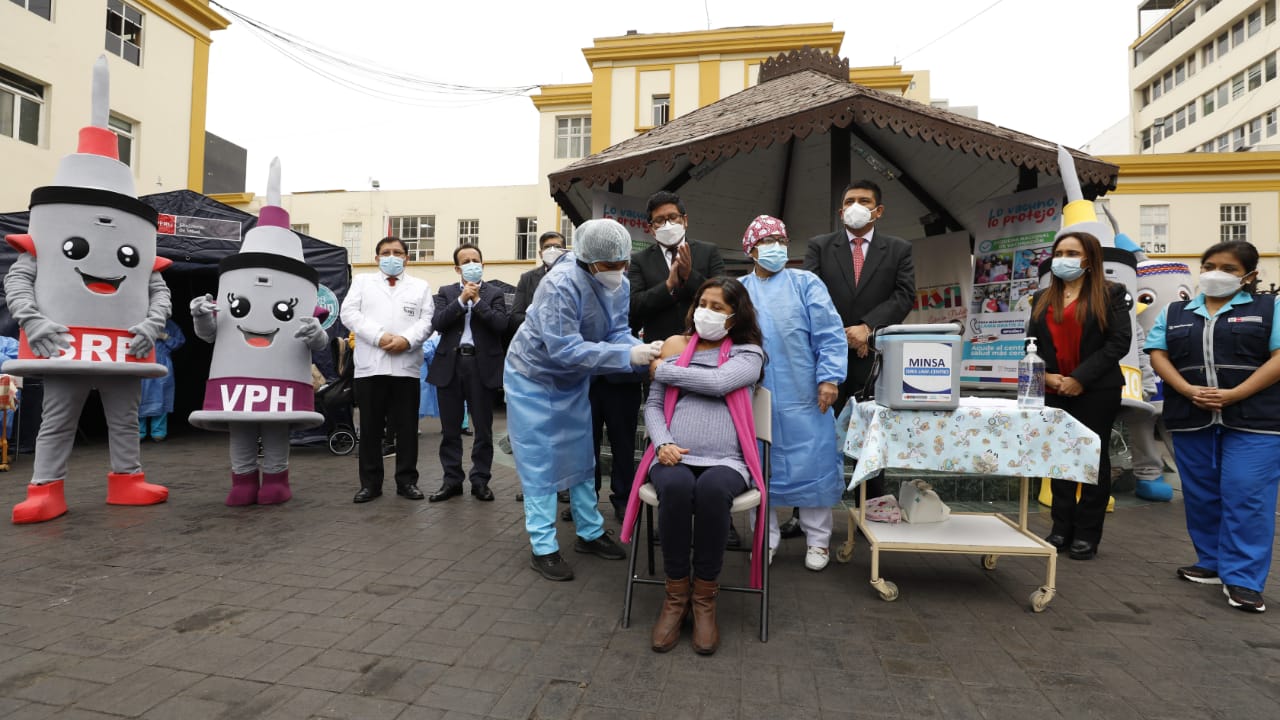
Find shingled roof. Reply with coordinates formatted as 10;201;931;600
549;49;1118;199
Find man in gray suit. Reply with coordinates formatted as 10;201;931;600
804;180;915;502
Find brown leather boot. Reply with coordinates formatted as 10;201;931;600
691;577;720;655
651;577;690;653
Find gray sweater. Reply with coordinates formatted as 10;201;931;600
645;343;764;482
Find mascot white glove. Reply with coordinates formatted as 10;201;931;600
189;294;216;318
23;316;70;358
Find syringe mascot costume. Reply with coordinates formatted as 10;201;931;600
1037;145;1149;507
3;57;172;524
187;159;327;506
1129;257;1192;501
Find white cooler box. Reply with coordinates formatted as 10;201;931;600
872;323;963;410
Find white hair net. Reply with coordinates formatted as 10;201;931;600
575;218;632;263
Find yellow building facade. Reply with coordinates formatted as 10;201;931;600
285;23;931;286
0;1;229;212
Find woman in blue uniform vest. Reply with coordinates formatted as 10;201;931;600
1146;240;1280;614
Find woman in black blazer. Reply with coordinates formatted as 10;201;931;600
1024;231;1132;560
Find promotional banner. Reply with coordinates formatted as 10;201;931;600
906;231;971;326
591;191;651;251
960;185;1063;386
157;213;242;242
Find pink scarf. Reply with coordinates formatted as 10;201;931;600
621;335;768;589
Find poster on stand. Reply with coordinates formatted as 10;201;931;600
906;231;971;326
591;191;652;251
960;185;1063;386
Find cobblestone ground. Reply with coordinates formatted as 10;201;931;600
0;416;1278;719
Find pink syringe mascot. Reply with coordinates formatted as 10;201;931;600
187;159;327;506
3;57;172;524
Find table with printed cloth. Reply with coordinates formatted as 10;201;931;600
836;397;1101;612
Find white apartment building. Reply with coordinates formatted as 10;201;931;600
1101;1;1280;285
0;1;229;212
1132;0;1279;153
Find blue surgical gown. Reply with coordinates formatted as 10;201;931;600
504;254;641;495
138;320;185;418
741;269;848;507
419;335;440;418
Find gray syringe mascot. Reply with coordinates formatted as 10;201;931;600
3;57;172;524
187;159;327;506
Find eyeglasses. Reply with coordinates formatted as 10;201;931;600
756;237;789;247
649;213;685;226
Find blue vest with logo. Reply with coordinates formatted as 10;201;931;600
1162;294;1280;433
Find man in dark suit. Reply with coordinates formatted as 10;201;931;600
804;180;915;502
427;244;509;503
509;231;566;334
621;191;728;528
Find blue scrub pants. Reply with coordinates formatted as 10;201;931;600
139;414;168;439
1173;426;1280;592
524;482;605;556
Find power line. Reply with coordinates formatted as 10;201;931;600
896;0;1008;64
209;2;541;108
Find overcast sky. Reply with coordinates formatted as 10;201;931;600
205;0;1144;196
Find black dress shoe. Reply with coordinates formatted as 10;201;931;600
428;485;463;502
1068;539;1098;561
779;513;803;539
471;486;494;501
1045;534;1069;551
353;488;381;503
397;484;425;500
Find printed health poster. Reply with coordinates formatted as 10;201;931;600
961;185;1063;386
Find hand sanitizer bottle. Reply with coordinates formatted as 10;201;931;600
1018;338;1046;409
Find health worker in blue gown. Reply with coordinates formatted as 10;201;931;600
739;215;848;573
505;218;664;582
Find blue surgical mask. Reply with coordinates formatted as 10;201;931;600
1050;257;1085;281
379;255;404;277
460;262;483;283
756;244;789;272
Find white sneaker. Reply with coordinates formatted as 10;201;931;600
805;546;830;572
768;547;776;566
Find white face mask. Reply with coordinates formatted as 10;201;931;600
541;246;565;266
693;307;733;341
842;203;873;231
654;222;685;248
1199;270;1245;298
593;268;625;292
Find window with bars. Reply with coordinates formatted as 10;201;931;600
0;67;42;146
1139;205;1169;254
106;0;144;66
388;215;435;261
1220;204;1248;242
515;217;538;260
341;222;362;260
109;114;134;167
10;0;51;19
555;116;591;159
458;219;479;245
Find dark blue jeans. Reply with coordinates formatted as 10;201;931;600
649;463;745;581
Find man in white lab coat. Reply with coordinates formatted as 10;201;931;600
339;236;435;503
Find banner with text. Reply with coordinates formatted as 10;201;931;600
961;185;1063;386
591;191;652;252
